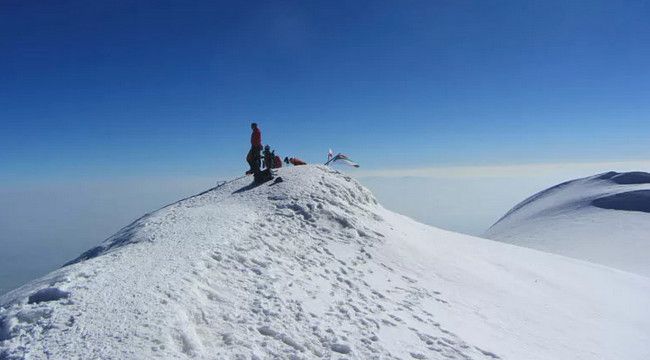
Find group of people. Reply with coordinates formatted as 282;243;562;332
246;123;306;175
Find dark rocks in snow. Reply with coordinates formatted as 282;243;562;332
0;316;10;341
64;246;104;266
27;288;70;304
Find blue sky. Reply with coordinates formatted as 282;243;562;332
2;0;650;183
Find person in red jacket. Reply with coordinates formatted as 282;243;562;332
284;157;307;166
273;155;283;168
246;123;262;174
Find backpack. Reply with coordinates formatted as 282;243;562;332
254;168;274;183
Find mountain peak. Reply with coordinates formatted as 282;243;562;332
65;165;378;266
2;166;649;360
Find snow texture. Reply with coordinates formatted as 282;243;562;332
1;166;649;359
485;171;650;276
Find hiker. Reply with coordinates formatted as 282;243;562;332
262;145;274;170
284;157;307;166
273;154;283;168
261;144;284;169
246;123;262;174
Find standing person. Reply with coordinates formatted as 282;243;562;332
246;123;262;174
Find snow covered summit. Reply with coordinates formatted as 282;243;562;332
485;171;650;277
1;166;649;360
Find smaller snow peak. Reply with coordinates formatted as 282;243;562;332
492;170;650;228
592;190;650;213
487;170;650;275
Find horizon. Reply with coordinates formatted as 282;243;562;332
2;1;650;294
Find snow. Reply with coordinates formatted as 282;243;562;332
485;171;650;277
1;166;649;359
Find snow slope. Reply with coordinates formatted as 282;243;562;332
1;166;649;359
485;171;650;277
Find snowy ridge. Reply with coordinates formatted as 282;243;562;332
1;166;649;359
485;171;650;276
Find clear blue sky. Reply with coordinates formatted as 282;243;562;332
2;0;650;182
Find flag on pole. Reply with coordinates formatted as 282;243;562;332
325;150;360;168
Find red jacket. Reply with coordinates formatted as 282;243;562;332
290;157;306;166
273;155;283;168
251;128;262;147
